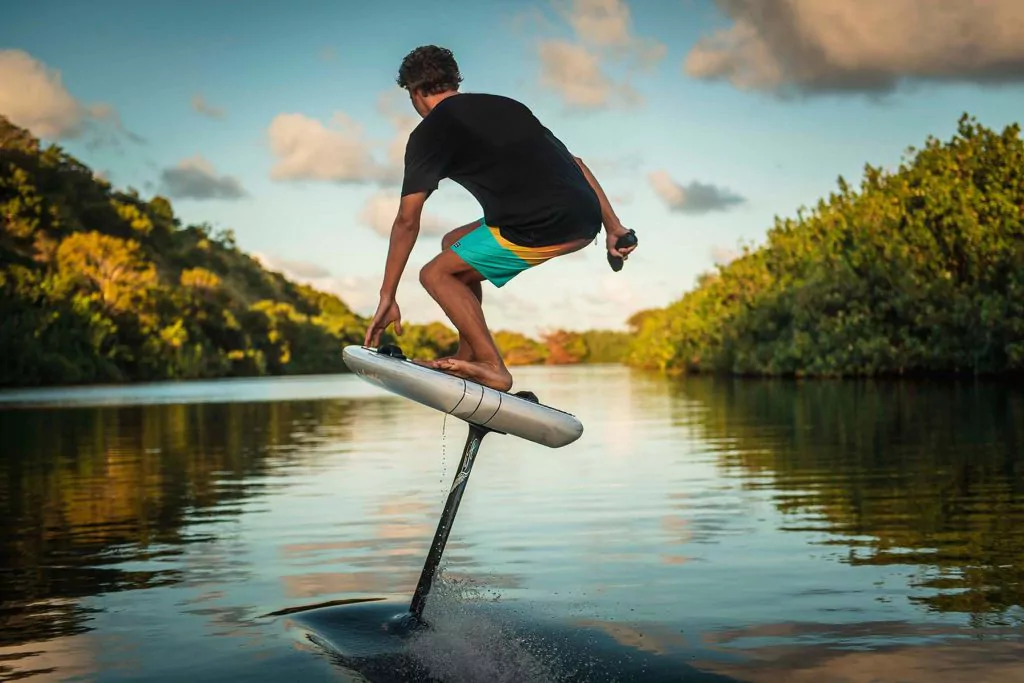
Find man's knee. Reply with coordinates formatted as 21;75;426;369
420;254;482;291
419;260;439;290
420;257;454;290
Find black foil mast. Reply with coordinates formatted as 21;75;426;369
408;422;490;622
373;343;542;630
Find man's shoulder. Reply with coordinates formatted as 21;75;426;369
443;92;532;114
465;91;525;104
407;105;448;141
407;93;538;150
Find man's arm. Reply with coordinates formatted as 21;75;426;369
379;192;428;300
573;156;626;236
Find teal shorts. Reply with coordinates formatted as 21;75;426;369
450;219;584;287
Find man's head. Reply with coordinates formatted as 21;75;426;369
396;45;462;117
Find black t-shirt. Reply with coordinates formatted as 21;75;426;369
401;93;602;248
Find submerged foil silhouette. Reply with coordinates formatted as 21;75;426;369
278;572;739;683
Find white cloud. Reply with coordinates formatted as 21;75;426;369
534;0;665;109
579;270;641;311
266;93;420;186
484;270;640;334
267;112;383;183
250;253;442;328
0;49;84;139
563;0;634;47
710;245;740;266
323;269;446;325
484;291;547;332
267;94;475;239
334;281;608;338
538;41;620;109
685;0;1024;96
191;93;225;119
648;170;745;214
253;253;332;280
255;248;648;336
358;191;449;237
558;0;666;65
159;155;246;200
250;254;443;326
0;49;139;144
376;90;420;184
585;152;643;175
82;102;145;148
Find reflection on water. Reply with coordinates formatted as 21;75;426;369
0;369;1021;682
1;399;357;649
672;378;1024;626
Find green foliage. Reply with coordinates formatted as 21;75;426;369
387;322;458;361
572;329;632;363
0;116;633;387
0;116;368;387
495;330;549;365
628;114;1024;377
495;329;632;365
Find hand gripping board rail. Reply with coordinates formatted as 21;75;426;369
341;345;583;448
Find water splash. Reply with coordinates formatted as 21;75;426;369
403;568;566;683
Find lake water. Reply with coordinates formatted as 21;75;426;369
1;366;1022;682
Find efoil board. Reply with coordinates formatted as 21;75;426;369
341;345;583;448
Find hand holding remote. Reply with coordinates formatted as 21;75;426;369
607;228;638;272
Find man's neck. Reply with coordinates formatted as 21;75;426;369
423;90;460;111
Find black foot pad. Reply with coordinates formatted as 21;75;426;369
514;390;540;404
376;343;406;360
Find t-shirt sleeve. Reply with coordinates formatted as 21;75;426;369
542;125;575;159
401;122;450;197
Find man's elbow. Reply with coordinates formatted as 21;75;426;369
392;216;420;234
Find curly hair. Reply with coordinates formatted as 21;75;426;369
396;45;463;95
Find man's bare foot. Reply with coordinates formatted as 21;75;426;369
429;352;472;365
433;359;513;392
412;352;472;370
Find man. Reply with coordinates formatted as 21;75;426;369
364;45;636;392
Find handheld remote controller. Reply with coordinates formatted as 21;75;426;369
607;229;638;272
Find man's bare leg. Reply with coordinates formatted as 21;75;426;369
424;221;485;364
418;250;512;391
410;268;482;369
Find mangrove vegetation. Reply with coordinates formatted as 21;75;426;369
626;115;1024;378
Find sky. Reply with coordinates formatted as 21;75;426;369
2;0;1022;336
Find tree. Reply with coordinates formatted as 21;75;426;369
627;114;1024;378
56;232;157;314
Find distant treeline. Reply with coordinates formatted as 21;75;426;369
13;111;1009;386
625;114;1024;378
0;117;629;388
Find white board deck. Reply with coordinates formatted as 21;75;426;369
341;345;584;448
